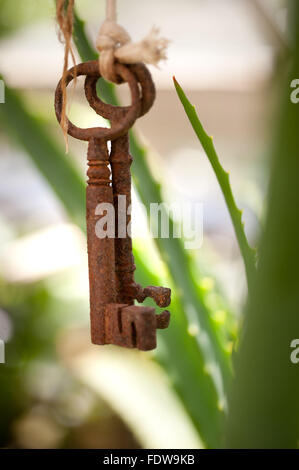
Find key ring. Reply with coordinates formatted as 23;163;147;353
55;61;141;142
84;62;156;124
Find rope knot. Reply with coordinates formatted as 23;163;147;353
96;19;131;51
115;27;169;67
96;19;131;83
96;19;169;83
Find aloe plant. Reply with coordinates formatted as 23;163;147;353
170;0;299;449
173;78;256;293
225;0;299;448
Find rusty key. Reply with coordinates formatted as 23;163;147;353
55;60;171;351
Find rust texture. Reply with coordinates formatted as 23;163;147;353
110;134;136;305
86;138;116;345
55;60;171;351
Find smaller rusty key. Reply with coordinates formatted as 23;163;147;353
55;60;171;351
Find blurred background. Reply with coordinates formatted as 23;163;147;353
0;0;291;449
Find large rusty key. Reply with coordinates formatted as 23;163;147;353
55;60;171;351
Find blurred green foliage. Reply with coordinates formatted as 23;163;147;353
225;0;299;448
173;77;256;292
0;0;50;37
0;280;55;444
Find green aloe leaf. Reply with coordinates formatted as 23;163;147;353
225;0;299;448
173;78;256;292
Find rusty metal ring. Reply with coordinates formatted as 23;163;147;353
55;61;141;142
84;62;156;123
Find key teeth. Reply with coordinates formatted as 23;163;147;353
137;285;171;308
156;310;170;330
104;304;171;351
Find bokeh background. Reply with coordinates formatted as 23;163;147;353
0;0;294;449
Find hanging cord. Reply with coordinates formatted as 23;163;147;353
56;0;77;152
96;0;169;83
106;0;117;22
56;0;168;149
